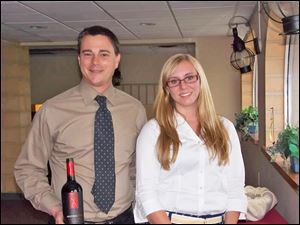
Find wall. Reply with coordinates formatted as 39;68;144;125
265;18;285;147
30;51;177;104
120;52;176;84
30;53;81;104
119;52;178;119
1;41;31;193
196;36;240;122
30;38;240;122
241;141;299;224
4;36;240;193
290;36;299;125
251;3;267;147
242;5;299;223
248;6;285;147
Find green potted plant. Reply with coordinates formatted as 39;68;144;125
235;106;259;141
269;125;299;173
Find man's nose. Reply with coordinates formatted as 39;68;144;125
92;55;101;64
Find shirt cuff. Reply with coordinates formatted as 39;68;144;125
38;193;62;215
141;199;164;217
227;198;248;215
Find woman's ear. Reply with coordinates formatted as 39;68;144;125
165;86;170;94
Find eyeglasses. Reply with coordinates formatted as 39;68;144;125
166;74;199;88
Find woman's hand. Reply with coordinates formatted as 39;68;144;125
147;210;172;224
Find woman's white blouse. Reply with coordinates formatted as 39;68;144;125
133;113;247;223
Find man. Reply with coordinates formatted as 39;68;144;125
14;26;147;224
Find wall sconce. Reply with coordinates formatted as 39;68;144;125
261;1;299;35
229;16;261;74
230;27;255;73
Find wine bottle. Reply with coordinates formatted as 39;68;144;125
61;158;84;224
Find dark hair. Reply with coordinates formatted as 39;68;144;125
77;25;120;55
112;68;122;86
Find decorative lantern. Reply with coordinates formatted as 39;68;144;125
262;1;299;35
230;27;255;74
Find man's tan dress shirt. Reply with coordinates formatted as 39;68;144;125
14;79;147;222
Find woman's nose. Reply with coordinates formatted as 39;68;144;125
178;80;188;89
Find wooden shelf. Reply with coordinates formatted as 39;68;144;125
261;146;299;193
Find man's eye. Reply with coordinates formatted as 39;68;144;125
100;53;109;57
83;53;93;57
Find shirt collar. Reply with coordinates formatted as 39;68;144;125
174;111;186;126
174;111;203;141
79;79;117;106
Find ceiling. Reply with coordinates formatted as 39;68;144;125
1;1;257;44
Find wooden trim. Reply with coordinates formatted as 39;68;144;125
261;146;299;194
20;38;197;47
1;193;25;200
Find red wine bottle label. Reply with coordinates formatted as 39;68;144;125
68;192;79;209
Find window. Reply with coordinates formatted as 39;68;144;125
285;35;299;126
265;21;286;147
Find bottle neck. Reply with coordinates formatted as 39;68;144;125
66;160;76;181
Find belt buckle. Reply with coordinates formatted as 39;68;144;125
105;221;114;224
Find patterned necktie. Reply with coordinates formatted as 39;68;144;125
92;95;115;214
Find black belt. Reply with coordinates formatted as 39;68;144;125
85;206;133;224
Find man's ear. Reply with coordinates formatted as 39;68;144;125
77;55;81;67
115;53;121;69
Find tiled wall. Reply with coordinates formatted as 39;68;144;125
1;41;31;193
265;20;285;147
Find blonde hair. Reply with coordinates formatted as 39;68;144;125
154;54;230;170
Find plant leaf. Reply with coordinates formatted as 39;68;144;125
289;143;299;159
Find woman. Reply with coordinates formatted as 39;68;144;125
134;54;247;224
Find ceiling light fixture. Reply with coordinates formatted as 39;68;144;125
139;22;156;26
29;25;47;30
